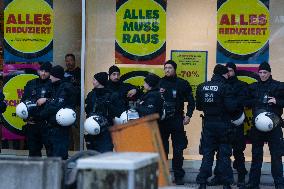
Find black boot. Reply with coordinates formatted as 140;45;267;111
198;184;206;189
276;185;284;189
174;177;184;185
237;174;246;187
207;176;222;186
223;185;231;189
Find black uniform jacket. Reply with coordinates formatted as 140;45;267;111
85;87;122;120
136;88;163;117
106;80;140;115
40;80;76;125
227;76;248;120
21;78;52;121
196;74;238;119
159;76;195;118
244;76;284;117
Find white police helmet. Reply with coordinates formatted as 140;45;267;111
231;112;245;126
16;102;28;119
113;116;122;125
56;108;76;126
84;116;101;135
255;112;280;132
120;109;139;124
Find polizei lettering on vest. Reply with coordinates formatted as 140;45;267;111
202;86;218;91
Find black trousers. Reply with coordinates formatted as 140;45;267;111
85;130;113;153
24;122;49;157
196;120;233;185
159;115;188;179
248;126;284;186
214;124;247;177
46;126;70;160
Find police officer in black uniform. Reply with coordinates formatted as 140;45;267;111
64;53;81;89
244;62;284;189
107;65;139;115
136;73;163;117
159;60;195;185
21;62;52;157
64;53;81;150
0;91;7;153
0;92;7;114
208;62;248;187
85;72;120;153
196;64;238;189
39;65;76;160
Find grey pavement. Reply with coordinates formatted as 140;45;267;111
162;159;277;189
160;184;275;189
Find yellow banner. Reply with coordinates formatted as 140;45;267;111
4;0;53;61
3;74;38;132
217;0;269;56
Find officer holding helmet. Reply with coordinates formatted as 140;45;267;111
209;62;248;187
21;62;52;157
196;64;238;189
38;65;76;160
159;60;195;185
84;72;120;153
244;62;284;189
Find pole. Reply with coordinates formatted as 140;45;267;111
79;0;86;151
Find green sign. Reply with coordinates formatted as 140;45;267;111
115;0;166;64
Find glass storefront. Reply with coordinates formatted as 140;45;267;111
1;0;284;161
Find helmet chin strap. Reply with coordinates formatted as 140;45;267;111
84;115;109;135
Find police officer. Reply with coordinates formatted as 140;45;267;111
64;53;81;88
21;62;52;157
196;64;238;189
208;62;248;187
39;65;76;160
64;53;81;150
107;65;139;115
85;72;119;153
136;73;163;117
159;60;195;185
244;62;284;189
0;92;7;114
0;91;7;153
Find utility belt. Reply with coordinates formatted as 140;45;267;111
204;114;230;122
27;120;37;125
26;117;47;125
162;101;179;120
23;120;48;134
46;120;62;128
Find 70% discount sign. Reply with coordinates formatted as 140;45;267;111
178;70;200;78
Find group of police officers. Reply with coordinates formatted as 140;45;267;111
1;56;284;189
196;62;284;189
